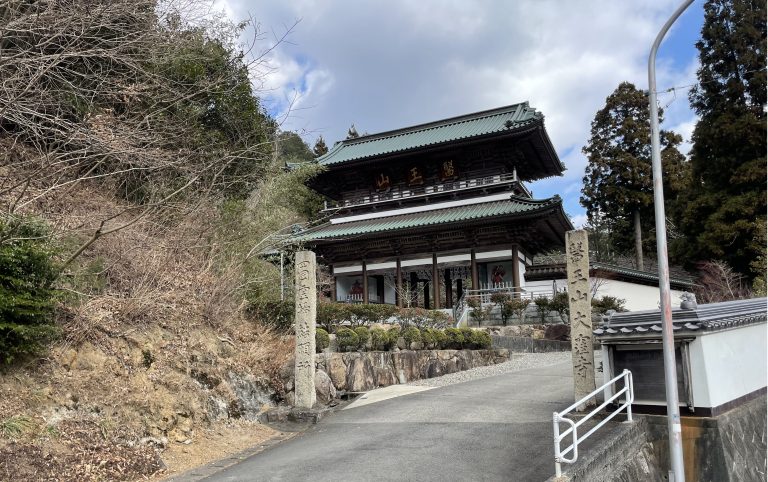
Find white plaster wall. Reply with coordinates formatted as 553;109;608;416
593;278;684;311
522;277;685;311
524;278;563;297
688;323;768;408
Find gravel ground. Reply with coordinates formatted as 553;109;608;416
407;351;573;388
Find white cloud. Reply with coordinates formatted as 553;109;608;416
570;214;589;229
213;0;702;216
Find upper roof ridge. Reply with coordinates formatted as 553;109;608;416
341;102;534;145
316;102;546;167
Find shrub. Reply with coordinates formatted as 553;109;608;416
396;307;453;329
504;298;530;324
315;328;330;352
421;328;436;349
394;307;423;328
490;292;511;325
354;326;370;350
317;303;349;331
550;292;570;322
470;330;492;349
348;303;397;326
458;327;474;348
249;299;294;332
0;217;61;364
387;326;401;350
444;328;464;349
468;303;493;327
534;296;552;323
402;326;421;348
433;329;448;349
369;327;388;351
426;310;451;329
489;292;509;305
335;328;358;352
591;296;627;315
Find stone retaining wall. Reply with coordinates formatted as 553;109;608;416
315;349;509;393
491;335;571;353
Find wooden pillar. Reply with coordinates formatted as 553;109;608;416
432;252;440;310
457;279;463;300
395;258;403;308
362;260;369;304
511;245;521;299
444;268;452;308
331;275;337;302
470;249;479;290
423;282;430;309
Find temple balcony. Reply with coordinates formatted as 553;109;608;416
321;171;532;214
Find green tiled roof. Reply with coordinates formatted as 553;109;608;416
591;262;695;287
317;103;543;166
293;195;566;242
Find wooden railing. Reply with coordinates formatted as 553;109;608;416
322;172;532;211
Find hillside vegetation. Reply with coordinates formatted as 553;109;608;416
0;1;316;479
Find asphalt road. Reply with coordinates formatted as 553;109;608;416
204;361;578;482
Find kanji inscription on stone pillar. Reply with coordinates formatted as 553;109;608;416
566;230;596;407
294;251;317;409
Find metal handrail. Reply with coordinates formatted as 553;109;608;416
552;369;634;478
452;290;467;326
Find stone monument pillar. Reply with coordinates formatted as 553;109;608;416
294;250;317;409
565;230;596;407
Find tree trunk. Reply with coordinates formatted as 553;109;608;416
634;209;644;270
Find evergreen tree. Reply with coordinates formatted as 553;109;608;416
277;131;314;163
581;82;689;269
0;218;60;364
313;136;329;157
674;0;766;280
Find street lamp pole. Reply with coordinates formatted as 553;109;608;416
647;1;693;481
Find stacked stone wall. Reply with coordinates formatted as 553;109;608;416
314;349;509;393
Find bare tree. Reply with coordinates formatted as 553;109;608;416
0;0;294;276
693;261;753;304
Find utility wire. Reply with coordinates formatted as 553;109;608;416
654;66;768;95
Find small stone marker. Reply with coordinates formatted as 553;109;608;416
565;230;596;407
294;250;317;409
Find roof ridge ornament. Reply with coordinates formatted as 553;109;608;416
680;292;697;310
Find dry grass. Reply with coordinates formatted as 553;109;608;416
0;169;295;480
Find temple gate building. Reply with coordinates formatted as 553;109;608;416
293;103;573;318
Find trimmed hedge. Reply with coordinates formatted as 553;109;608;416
316;303;451;330
335;328;358;352
353;326;370;350
370;327;388;351
401;326;421;347
315;328;330;352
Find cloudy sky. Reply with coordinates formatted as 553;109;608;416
214;0;704;226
